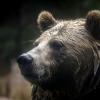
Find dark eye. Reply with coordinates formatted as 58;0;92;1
49;40;63;50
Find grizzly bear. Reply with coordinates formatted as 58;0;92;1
17;10;100;100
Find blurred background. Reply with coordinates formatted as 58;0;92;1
0;0;100;100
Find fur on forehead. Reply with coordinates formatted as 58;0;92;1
37;11;57;31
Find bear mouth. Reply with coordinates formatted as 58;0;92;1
18;63;50;84
18;63;38;82
23;72;39;84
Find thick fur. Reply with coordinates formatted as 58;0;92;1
86;10;100;40
18;10;100;100
37;11;56;31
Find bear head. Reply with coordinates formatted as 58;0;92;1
17;10;100;98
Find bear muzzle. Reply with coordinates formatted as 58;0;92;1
17;53;33;65
17;53;34;75
17;53;48;84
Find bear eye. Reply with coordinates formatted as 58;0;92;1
49;40;63;50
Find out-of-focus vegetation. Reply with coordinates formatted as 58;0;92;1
0;60;32;100
0;0;100;100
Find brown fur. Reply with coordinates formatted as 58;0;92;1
37;11;56;31
86;10;100;40
18;10;100;100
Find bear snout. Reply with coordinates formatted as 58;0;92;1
17;53;34;77
17;53;33;65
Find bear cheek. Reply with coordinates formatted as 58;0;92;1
26;48;50;78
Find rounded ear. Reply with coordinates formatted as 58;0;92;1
86;10;100;40
37;11;56;31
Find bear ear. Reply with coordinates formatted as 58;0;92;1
86;10;100;40
37;11;56;31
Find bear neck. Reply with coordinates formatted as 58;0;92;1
32;85;79;100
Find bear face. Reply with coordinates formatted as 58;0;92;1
17;10;100;99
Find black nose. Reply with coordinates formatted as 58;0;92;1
17;54;33;65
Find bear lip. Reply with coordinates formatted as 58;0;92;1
22;71;40;84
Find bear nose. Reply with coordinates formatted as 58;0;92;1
17;54;33;65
